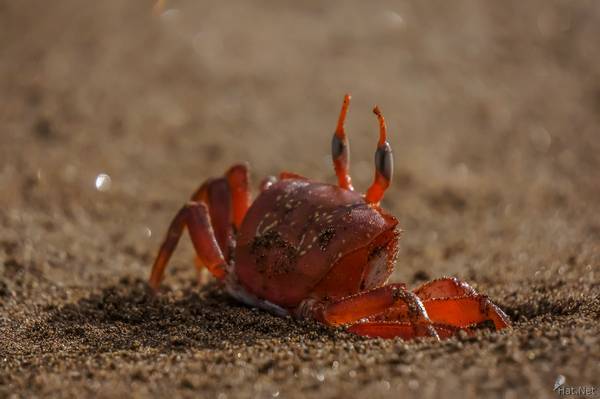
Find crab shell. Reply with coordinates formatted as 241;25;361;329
234;178;400;309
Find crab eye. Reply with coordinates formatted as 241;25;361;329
331;134;346;160
331;94;354;191
374;142;393;182
365;106;393;204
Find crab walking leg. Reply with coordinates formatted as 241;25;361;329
188;178;231;281
356;306;466;339
190;178;233;261
188;164;251;258
313;284;438;338
348;321;426;339
316;284;438;339
365;106;394;204
422;295;511;330
149;202;227;290
414;276;478;300
414;277;511;330
331;94;354;190
349;278;510;337
318;284;407;325
225;164;251;230
348;321;458;340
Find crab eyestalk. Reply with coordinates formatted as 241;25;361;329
331;94;354;191
365;106;393;204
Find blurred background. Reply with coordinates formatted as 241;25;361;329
1;1;598;397
2;0;598;283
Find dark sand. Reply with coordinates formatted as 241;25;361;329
1;1;599;398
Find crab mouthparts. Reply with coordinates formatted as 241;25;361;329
362;229;399;289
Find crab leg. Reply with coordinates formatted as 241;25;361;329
319;284;408;324
314;284;439;339
190;164;251;262
149;202;227;291
190;178;233;261
331;94;354;190
341;287;464;339
422;296;511;330
188;178;232;281
414;277;511;330
348;321;458;340
414;277;477;300
350;279;510;337
225;164;251;230
365;106;393;204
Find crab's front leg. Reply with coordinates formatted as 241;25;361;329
306;278;511;340
149;202;227;290
307;284;440;340
366;278;511;337
414;277;511;330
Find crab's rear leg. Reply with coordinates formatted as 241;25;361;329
414;277;511;330
191;164;250;240
224;164;251;229
310;284;439;339
149;202;227;291
190;178;232;262
188;164;250;279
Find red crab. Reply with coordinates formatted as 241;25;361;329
149;95;511;340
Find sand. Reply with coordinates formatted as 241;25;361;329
1;1;598;398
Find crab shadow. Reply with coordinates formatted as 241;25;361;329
33;278;592;356
37;278;341;353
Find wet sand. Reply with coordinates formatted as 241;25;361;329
1;1;598;398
